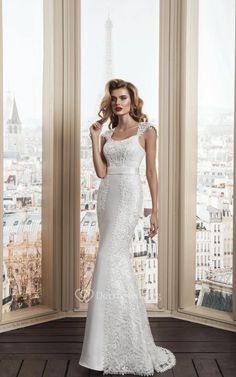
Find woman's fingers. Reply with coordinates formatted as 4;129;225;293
93;121;102;128
148;222;159;238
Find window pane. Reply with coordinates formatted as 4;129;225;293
195;0;235;312
2;0;43;312
79;0;159;308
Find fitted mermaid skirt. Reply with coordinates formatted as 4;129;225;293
79;123;176;375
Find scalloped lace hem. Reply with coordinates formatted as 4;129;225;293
103;371;154;376
79;349;176;376
102;351;176;376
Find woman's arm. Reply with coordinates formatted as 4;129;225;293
144;126;159;237
91;132;107;179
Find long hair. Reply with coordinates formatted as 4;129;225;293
98;79;148;129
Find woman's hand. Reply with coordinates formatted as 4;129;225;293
89;120;103;139
148;211;159;238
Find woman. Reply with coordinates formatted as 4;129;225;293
79;79;176;375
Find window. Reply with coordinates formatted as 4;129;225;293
195;0;235;313
79;0;160;309
2;0;43;313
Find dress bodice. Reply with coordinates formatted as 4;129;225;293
101;122;157;169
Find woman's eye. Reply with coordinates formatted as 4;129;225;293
111;97;127;101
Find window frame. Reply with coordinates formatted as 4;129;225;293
0;0;64;330
176;0;236;329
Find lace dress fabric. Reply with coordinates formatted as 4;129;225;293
79;122;176;375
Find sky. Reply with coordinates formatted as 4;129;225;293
81;0;159;126
1;0;235;124
198;0;235;113
2;0;43;123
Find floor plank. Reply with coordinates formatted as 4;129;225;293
18;359;46;377
193;359;222;377
43;359;68;377
216;358;236;377
67;360;90;377
0;359;22;377
171;359;198;377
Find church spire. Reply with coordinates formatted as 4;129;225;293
7;96;21;126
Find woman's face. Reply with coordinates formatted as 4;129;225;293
110;88;132;116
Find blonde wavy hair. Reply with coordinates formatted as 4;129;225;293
97;79;148;129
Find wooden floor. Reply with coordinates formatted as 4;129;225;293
0;317;235;376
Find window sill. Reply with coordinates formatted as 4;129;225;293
173;305;236;332
0;305;62;332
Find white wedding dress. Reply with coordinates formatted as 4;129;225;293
79;122;176;375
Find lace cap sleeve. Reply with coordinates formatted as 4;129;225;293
101;129;113;140
138;122;157;136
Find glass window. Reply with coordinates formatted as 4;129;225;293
79;0;159;307
2;0;43;313
195;0;235;313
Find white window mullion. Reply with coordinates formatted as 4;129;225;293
158;0;171;311
61;0;77;311
178;0;199;310
159;0;183;313
167;0;182;312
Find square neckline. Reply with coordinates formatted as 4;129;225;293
110;122;141;142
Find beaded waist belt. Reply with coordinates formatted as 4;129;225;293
107;166;139;175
